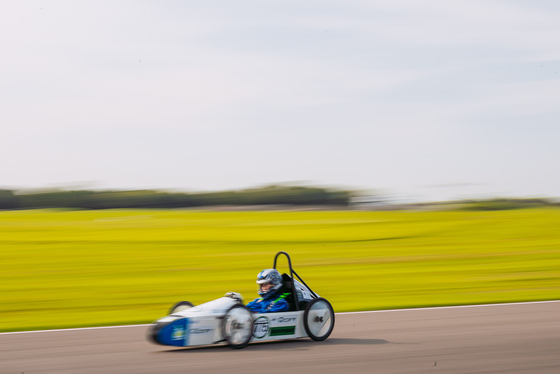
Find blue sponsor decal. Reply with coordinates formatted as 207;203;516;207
157;318;190;346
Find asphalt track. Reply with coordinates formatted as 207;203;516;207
1;301;558;374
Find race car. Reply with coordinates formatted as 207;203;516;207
147;251;335;349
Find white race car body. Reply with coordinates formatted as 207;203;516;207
152;297;310;347
148;252;335;349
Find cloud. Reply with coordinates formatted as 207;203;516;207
1;1;559;197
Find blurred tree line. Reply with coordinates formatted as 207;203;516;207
0;185;352;210
458;198;556;211
1;187;557;211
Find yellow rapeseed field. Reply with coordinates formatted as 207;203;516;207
1;208;559;332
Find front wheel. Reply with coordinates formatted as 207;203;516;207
303;298;335;341
168;301;194;314
221;304;254;349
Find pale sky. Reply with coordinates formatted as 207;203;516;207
2;1;559;202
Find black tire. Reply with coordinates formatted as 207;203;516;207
168;301;194;315
221;304;254;349
303;298;335;341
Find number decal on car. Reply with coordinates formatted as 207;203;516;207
253;316;270;339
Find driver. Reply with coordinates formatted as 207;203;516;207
247;269;290;313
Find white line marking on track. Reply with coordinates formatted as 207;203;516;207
338;299;560;315
0;324;151;336
1;300;558;336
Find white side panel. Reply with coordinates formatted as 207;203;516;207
184;316;222;346
169;297;237;347
251;311;306;342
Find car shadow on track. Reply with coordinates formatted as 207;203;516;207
155;337;391;354
322;338;390;345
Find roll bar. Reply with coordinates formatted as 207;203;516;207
272;251;318;311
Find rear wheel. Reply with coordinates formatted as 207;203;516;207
169;301;194;314
221;304;254;349
303;298;335;341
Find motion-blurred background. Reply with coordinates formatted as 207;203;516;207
1;1;560;332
